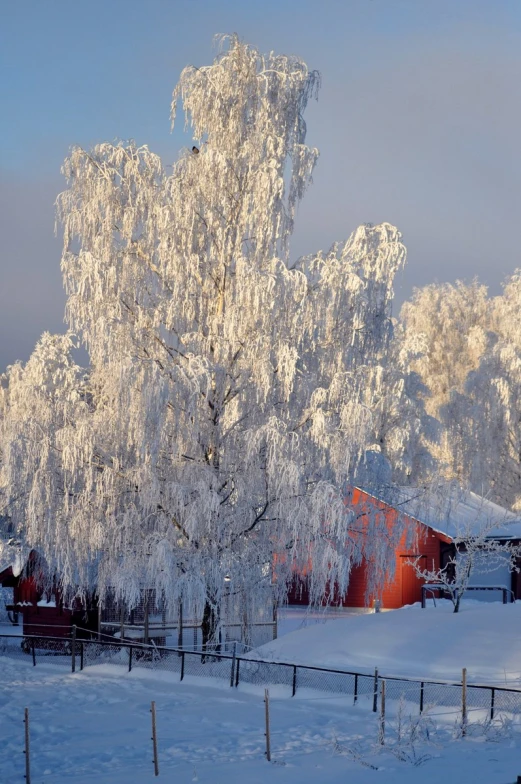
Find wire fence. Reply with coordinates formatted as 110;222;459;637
99;588;277;652
1;630;521;723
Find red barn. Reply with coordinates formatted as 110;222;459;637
0;549;98;638
289;485;521;610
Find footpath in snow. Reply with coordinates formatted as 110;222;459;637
256;601;521;684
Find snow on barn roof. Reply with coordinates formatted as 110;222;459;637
0;517;24;578
0;539;23;578
362;484;521;541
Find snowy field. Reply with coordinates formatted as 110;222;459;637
258;601;521;684
276;605;363;638
3;655;521;784
4;602;521;782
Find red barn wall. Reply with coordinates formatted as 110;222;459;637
338;488;446;609
23;604;74;638
288;487;448;610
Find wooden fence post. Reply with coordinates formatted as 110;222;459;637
462;667;467;736
379;680;386;745
128;646;133;673
71;624;77;673
264;689;271;762
150;700;159;776
24;707;31;784
31;640;36;667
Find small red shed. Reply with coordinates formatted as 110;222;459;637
0;548;98;638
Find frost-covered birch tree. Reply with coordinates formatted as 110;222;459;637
443;333;521;511
364;328;439;487
399;280;495;491
1;36;410;643
400;273;521;510
400;280;490;420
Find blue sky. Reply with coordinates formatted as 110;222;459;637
1;0;521;368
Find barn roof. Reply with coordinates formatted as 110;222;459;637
359;484;521;541
0;540;24;578
0;517;24;579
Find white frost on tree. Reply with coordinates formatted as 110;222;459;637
400;280;490;419
444;337;521;512
400;273;521;511
1;36;416;643
365;327;440;487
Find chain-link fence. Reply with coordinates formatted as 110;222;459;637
2;630;521;721
99;588;277;652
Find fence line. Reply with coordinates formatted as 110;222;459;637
1;631;521;722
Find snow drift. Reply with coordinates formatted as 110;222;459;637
255;602;521;683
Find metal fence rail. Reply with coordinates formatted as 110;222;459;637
2;631;521;721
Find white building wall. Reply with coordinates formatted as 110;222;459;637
463;551;512;602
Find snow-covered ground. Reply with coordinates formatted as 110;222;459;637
3;655;521;784
257;601;521;684
4;601;521;782
277;604;364;638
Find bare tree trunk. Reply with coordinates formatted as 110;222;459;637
201;599;219;660
453;582;466;612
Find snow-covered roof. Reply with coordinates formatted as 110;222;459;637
362;484;521;541
0;517;24;577
0;539;24;577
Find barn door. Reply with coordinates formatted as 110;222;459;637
401;556;426;607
